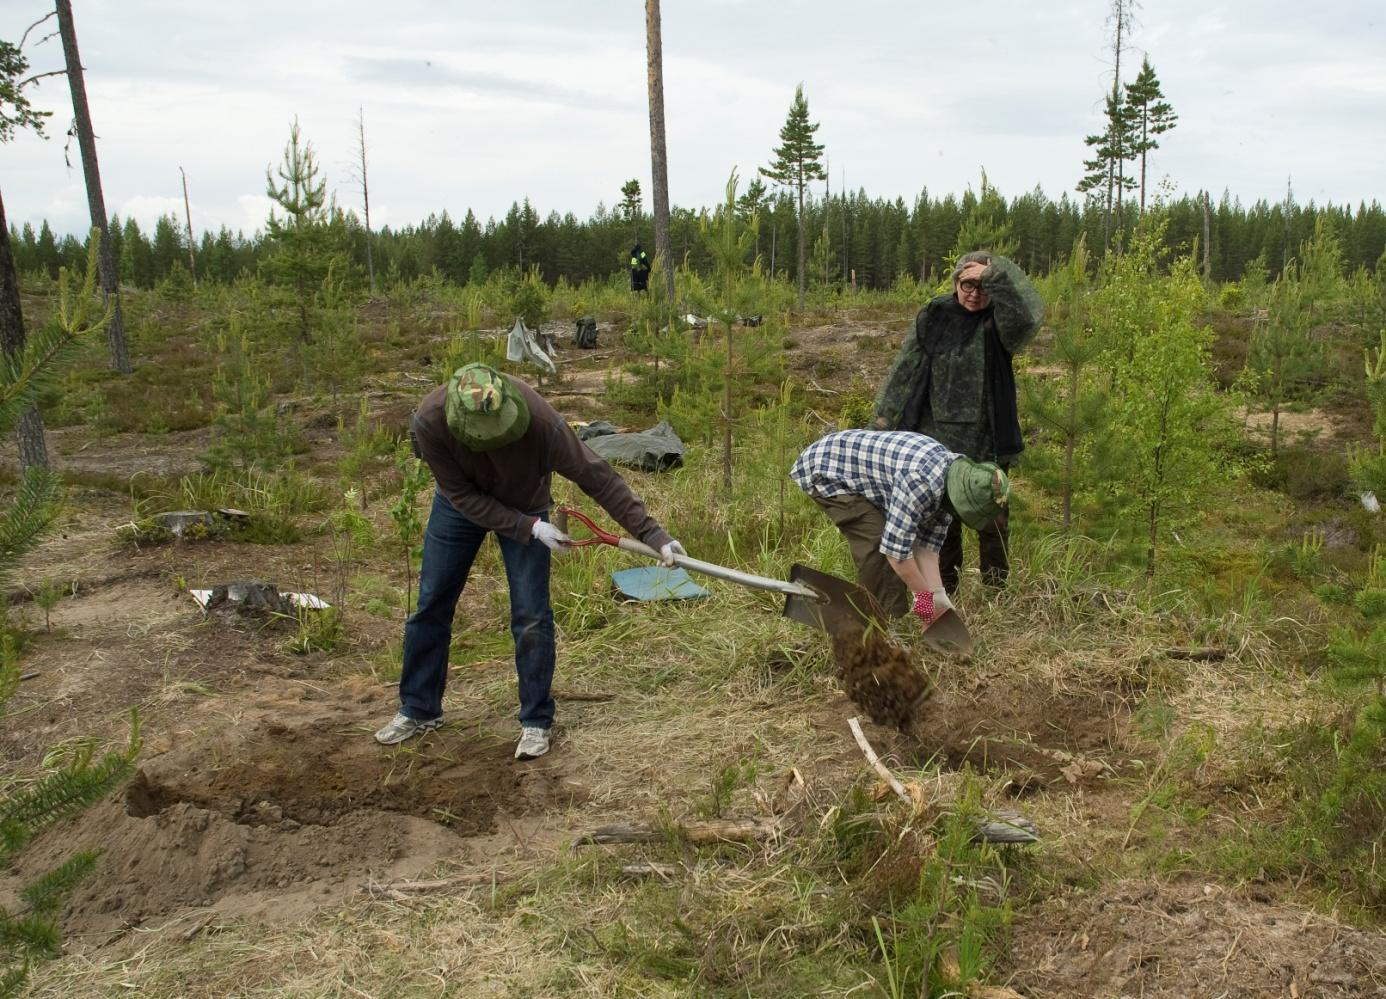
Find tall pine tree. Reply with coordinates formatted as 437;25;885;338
1123;57;1178;213
760;84;826;309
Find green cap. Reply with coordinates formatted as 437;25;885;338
445;364;531;451
945;457;1010;530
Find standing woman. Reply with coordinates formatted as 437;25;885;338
873;251;1044;593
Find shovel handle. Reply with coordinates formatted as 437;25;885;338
558;506;819;600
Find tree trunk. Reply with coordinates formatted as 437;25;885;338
1137;119;1147;213
1201;191;1212;281
645;0;674;301
574;817;781;846
56;0;130;374
723;319;733;490
180;166;197;284
1063;363;1078;530
357;107;376;296
0;190;49;469
796;182;807;309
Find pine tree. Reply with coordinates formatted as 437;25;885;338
700;171;759;489
950;171;1018;266
736;178;768;262
1351;328;1386;499
760;84;826;309
1020;235;1108;529
1122;57;1177;213
1077;92;1137;246
1246;265;1325;455
262;119;345;349
619;179;643;233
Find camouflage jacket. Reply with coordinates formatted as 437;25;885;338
872;255;1043;462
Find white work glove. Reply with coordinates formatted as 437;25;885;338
659;540;687;568
531;520;571;552
911;589;954;628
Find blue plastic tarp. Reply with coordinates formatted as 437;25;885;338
611;566;709;602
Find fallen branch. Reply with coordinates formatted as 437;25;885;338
552;689;617;702
19;672;40;683
574;817;780;847
364;870;514;898
848;716;911;804
1165;647;1227;662
180;913;215;941
620;862;680;878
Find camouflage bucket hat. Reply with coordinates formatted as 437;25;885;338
945;457;1010;530
445;364;530;451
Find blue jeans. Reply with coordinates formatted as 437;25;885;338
398;491;556;729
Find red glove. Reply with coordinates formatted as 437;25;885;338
912;589;954;627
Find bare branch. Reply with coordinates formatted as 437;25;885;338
20;12;57;50
17;68;67;90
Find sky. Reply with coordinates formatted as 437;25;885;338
2;1;1383;240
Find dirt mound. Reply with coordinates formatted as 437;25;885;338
9;717;584;944
908;682;1125;793
831;629;930;731
123;719;579;833
1005;879;1386;997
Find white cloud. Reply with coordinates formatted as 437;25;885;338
4;0;1383;239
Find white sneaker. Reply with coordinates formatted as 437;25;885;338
515;726;550;760
374;711;444;745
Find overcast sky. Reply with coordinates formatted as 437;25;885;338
3;1;1382;240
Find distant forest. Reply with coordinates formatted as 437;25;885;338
10;185;1386;292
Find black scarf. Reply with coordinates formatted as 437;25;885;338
985;320;1023;459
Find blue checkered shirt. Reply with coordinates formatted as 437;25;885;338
790;430;956;561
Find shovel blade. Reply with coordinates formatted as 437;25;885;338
922;608;974;655
782;564;887;637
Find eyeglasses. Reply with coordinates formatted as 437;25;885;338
957;279;985;294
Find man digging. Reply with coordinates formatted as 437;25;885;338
375;363;685;759
790;428;1009;639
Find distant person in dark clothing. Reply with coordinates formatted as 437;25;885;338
873;251;1043;593
630;243;651;292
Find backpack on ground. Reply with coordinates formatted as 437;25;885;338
574;316;598;348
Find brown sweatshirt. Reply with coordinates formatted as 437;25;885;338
411;378;673;551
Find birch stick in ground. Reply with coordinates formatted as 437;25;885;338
848;716;911;804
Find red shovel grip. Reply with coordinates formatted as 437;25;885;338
556;506;622;547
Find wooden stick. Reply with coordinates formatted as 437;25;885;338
574;817;780;847
365;871;513;896
848;716;911;804
1165;647;1227;662
552;690;617;702
620;862;680;878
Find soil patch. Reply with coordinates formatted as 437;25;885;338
6;713;585;945
907;681;1125;793
124;718;580;833
1005;879;1386;997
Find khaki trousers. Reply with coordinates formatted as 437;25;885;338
810;494;912;618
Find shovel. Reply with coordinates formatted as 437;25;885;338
558;507;822;606
783;563;973;655
557;507;972;653
558;508;941;732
